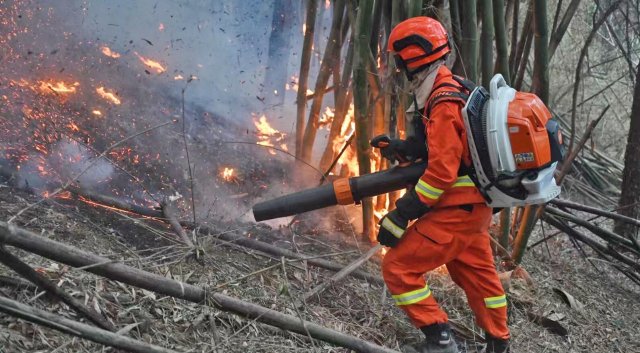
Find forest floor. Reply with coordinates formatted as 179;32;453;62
0;181;638;353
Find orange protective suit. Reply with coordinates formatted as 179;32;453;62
382;66;510;340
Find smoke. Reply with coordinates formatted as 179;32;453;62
0;0;340;225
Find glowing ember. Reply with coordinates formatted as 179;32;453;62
92;110;102;116
253;115;287;155
325;0;331;9
134;52;166;73
221;167;236;182
174;74;184;80
158;23;165;31
96;86;121;105
100;46;121;58
38;80;79;95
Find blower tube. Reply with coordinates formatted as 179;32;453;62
253;162;426;222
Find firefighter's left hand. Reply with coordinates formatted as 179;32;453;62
377;210;409;247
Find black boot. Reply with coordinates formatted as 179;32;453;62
402;323;458;353
482;335;510;353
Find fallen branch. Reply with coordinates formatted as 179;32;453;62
0;295;180;353
0;222;399;353
64;186;384;284
542;214;640;273
549;199;640;228
303;244;382;303
0;247;115;331
161;198;194;247
546;207;638;252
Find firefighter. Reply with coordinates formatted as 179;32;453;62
378;17;510;353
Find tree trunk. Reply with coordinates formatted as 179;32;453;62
510;0;531;80
615;62;640;240
354;0;376;241
295;0;318;158
532;0;549;103
460;0;479;82
481;0;495;88
493;0;511;84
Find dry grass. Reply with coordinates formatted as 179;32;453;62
0;184;638;353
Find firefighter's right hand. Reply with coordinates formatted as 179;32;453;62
370;135;410;164
377;210;409;248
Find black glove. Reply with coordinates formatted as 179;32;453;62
378;209;409;247
377;189;431;247
370;135;427;164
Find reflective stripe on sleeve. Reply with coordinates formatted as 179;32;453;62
392;285;432;306
452;175;475;187
484;295;507;309
415;180;444;200
381;217;405;239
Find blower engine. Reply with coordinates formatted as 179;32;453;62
462;74;563;207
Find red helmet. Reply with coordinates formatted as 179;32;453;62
388;17;451;79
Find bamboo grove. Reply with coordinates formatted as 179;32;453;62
291;0;640;273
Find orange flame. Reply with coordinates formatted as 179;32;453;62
253;115;287;155
134;52;166;73
92;110;102;116
96;86;121;105
100;46;121;58
38;81;79;95
221;167;236;182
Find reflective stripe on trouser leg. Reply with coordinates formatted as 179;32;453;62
391;285;432;306
484;295;507;309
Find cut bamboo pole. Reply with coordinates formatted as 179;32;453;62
0;295;179;353
548;0;582;59
303;244;382;303
161;198;194;247
0;223;399;353
549;199;640;228
0;247;115;331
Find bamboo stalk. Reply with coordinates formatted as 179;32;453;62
510;0;532;80
0;295;179;353
481;0;495;88
548;0;582;59
546;207;638;250
0;223;398;353
408;0;423;17
567;1;621;156
460;0;479;82
161;198;194;247
354;0;376;241
295;0;318;158
300;0;346;163
532;0;549;103
511;205;540;265
493;0;511;83
498;208;512;250
449;0;464;76
0;247;115;331
65;187;384;284
550;199;640;228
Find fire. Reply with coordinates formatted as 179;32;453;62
325;0;331;9
221;167;236;182
92;110;102;116
96;86;121;105
253;115;287;155
100;46;121;58
134;52;166;73
38;80;79;95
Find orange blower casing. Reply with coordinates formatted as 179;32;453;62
507;92;552;170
